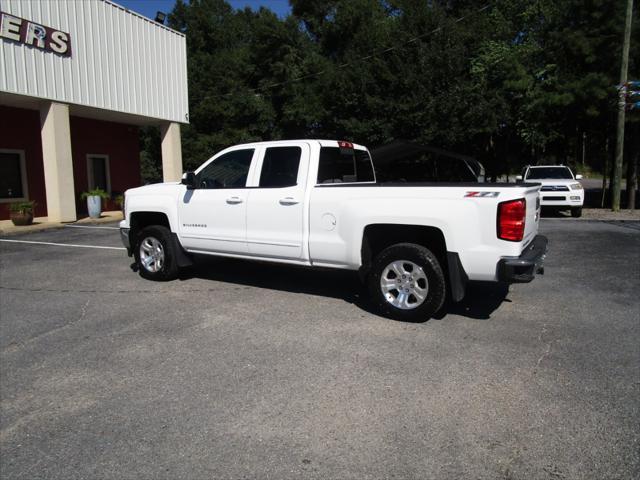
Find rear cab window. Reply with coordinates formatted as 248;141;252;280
317;145;376;184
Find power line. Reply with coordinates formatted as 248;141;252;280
205;3;492;99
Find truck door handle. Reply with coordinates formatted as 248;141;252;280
226;196;243;204
279;197;299;206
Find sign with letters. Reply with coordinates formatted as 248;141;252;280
0;11;71;57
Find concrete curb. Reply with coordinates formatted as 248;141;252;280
0;211;123;236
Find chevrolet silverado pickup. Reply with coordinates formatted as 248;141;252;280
120;140;547;321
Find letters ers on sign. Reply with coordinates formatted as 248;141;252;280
0;11;71;57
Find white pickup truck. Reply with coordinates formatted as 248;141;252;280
120;140;547;321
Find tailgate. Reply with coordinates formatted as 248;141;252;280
522;185;541;246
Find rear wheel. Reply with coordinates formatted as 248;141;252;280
367;243;446;321
571;207;582;218
135;226;179;281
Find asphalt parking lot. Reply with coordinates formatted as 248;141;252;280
1;219;639;480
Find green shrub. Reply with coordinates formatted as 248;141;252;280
9;201;36;214
80;188;110;200
573;164;601;179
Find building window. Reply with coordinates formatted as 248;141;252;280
0;149;28;202
87;154;111;193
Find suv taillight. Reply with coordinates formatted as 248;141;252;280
498;198;526;242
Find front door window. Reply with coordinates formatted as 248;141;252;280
196;149;254;189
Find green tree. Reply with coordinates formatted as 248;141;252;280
136;0;637;196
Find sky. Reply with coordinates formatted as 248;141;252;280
115;0;292;21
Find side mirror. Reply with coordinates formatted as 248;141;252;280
516;175;523;181
181;171;197;189
575;174;583;180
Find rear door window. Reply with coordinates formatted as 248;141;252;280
259;147;301;188
317;147;375;184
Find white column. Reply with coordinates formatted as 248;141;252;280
40;102;76;222
160;122;183;182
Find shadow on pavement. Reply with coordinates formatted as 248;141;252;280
180;256;510;322
540;207;572;218
435;281;510;321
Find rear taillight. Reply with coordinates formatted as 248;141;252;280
498;198;526;242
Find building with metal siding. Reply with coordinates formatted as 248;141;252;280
0;0;188;221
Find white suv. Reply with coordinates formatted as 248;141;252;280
517;165;584;217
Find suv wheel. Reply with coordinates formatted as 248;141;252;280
571;207;582;218
135;226;179;281
367;243;446;321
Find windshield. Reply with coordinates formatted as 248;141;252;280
526;167;573;180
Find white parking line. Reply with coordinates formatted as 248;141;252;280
0;239;125;251
64;225;120;230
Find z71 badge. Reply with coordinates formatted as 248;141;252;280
464;191;500;198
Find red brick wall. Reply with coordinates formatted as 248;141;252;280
70;116;140;214
0;106;47;218
0;105;141;220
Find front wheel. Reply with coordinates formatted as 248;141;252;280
571;207;582;218
367;243;446;322
135;226;179;281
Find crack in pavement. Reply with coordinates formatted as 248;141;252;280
1;299;91;355
534;323;557;375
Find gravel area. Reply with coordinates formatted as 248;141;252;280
542;208;640;221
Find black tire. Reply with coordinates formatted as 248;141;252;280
134;225;179;281
571;207;582;218
367;243;446;322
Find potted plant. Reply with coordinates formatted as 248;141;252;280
81;188;110;219
9;201;36;226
